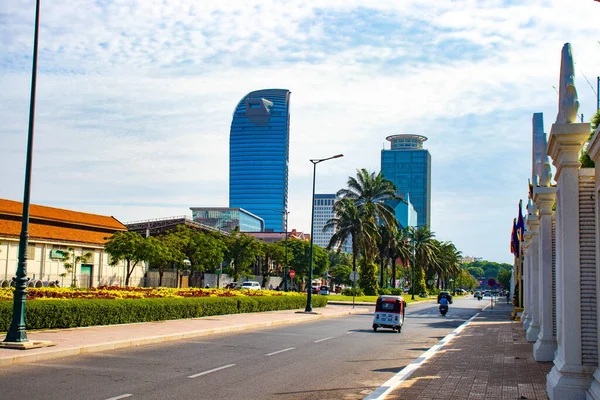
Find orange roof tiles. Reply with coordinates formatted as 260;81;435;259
0;198;127;245
0;198;125;230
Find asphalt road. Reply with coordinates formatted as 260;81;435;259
0;296;486;400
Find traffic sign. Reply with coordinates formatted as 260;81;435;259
289;270;295;279
349;271;359;282
487;278;496;287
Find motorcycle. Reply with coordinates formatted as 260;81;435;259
439;304;448;316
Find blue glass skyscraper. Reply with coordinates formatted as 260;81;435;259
381;134;431;228
229;89;291;232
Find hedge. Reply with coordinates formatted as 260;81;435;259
0;295;328;332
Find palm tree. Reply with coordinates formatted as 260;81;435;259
389;227;412;290
435;241;462;290
376;224;396;288
407;225;437;298
337;168;399;231
324;198;377;278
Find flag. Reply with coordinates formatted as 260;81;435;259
510;218;518;255
516;199;525;241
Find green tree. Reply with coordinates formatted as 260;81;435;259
144;236;178;287
376;224;396;288
325;198;377;287
60;248;93;288
286;239;328;286
259;241;285;288
407;225;436;297
223;230;262;281
104;231;147;286
497;267;513;291
329;263;352;287
388;227;412;289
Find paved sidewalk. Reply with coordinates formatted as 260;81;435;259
385;301;552;400
0;304;370;366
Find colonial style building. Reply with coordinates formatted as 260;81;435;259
0;198;142;288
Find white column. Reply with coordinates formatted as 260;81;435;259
546;122;593;399
526;214;541;342
586;125;600;400
523;232;533;331
533;187;558;361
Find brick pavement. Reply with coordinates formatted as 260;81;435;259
386;302;552;400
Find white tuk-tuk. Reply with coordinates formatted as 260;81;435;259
372;295;406;333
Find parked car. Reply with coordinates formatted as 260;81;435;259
319;286;330;295
240;281;261;290
437;291;453;304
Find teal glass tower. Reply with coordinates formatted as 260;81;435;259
229;89;291;232
381;134;431;227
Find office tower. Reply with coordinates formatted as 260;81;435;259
313;194;352;253
381;134;431;227
229;89;291;232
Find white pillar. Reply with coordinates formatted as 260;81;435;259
585;125;600;400
546;122;594;399
526;214;541;342
533;187;558;361
523;232;533;331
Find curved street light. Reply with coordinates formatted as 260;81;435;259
306;154;343;313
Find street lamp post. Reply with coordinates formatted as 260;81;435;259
3;0;41;346
305;154;343;313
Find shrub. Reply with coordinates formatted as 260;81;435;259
0;295;327;331
378;288;391;295
341;287;364;297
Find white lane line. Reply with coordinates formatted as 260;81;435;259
265;347;295;356
105;395;133;400
363;312;480;400
188;364;236;378
314;336;333;343
346;330;356;334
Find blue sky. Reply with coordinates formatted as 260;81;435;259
1;0;599;264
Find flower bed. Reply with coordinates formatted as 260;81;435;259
0;286;302;301
0;287;327;331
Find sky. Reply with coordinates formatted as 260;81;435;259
1;1;599;265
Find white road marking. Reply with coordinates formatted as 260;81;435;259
363;312;480;400
105;395;133;400
346;330;356;334
188;364;236;378
265;347;295;356
314;336;333;343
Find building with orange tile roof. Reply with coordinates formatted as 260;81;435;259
0;198;144;288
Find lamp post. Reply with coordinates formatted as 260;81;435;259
273;209;290;291
3;0;41;345
305;154;343;313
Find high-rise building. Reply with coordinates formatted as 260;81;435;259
190;207;264;233
229;89;291;232
313;194;352;253
381;134;431;227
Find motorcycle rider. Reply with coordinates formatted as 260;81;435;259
439;295;449;314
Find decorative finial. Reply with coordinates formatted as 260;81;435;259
555;43;579;124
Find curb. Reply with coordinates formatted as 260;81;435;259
0;307;369;366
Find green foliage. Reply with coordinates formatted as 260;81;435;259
341;287;364;297
330;264;352;286
104;231;147;286
0;296;327;331
580;109;600;168
497;268;513;290
358;259;378;295
223;229;263;281
464;260;512;280
285;238;329;279
60;248;93;288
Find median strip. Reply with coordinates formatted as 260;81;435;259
188;364;236;378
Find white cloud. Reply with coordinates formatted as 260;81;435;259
2;0;600;264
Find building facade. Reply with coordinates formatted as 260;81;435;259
381;134;431;227
313;194;352;253
0;198;139;288
229;88;291;232
385;194;418;229
189;207;264;233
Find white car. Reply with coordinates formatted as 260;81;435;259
240;281;261;290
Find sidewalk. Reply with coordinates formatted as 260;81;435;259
0;304;370;366
385;301;552;400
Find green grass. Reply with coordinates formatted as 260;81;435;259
326;295;433;304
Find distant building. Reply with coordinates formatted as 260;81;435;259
381;134;431;227
245;229;309;244
189;207;264;233
0;198;135;288
460;256;484;264
229;88;291;232
312;194;352;253
385;194;418;229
